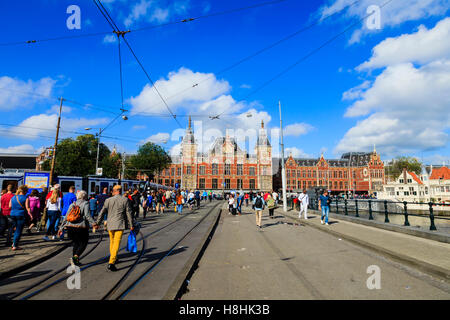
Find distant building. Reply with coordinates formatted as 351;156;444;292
153;117;272;191
379;166;450;203
273;148;385;195
0;153;39;173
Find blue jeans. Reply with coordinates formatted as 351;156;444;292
10;216;25;248
46;210;61;236
321;206;329;223
177;204;183;214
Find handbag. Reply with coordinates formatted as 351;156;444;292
126;230;137;253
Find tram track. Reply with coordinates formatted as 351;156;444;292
114;202;222;300
12;203;218;300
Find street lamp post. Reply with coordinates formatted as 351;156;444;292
279;100;287;212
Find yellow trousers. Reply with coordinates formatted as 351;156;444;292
108;230;124;264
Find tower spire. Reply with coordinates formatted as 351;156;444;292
188;115;191;129
261;119;264;129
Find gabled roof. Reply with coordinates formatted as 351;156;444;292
430;166;450;180
408;171;423;185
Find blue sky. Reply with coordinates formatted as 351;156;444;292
0;0;449;165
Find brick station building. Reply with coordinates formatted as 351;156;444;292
273;148;385;195
152;118;273;192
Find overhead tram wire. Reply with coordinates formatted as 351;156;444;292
93;0;183;129
129;0;289;33
129;0;364;120
0;0;288;47
214;0;395;120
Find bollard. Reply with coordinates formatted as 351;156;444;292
428;202;437;231
384;200;389;223
368;200;373;220
355;199;359;217
344;199;348;215
335;198;339;214
403;201;410;226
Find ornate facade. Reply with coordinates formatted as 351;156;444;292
153;118;273;191
273;148;385;195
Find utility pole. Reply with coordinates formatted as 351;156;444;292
49;97;63;185
279;100;287;212
121;152;126;179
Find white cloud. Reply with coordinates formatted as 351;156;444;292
124;0;153;27
279;147;312;158
283;123;314;137
0;76;56;110
337;61;450;155
3;114;109;141
150;7;169;22
129;67;231;115
141;132;170;144
319;0;449;44
358;17;450;70
103;34;117;44
336;17;450;156
132;125;147;130
0;144;38;154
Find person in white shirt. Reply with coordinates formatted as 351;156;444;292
298;189;309;219
228;195;235;214
272;191;279;205
44;187;62;240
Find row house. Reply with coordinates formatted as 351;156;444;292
273;148;385;195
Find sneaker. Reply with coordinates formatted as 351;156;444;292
107;264;117;272
43;236;50;241
51;236;55;240
325;223;329;225
321;220;324;225
11;247;22;251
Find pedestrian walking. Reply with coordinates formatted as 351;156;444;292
228;194;235;214
26;189;41;233
89;194;98;218
253;192;265;229
176;191;184;215
58;190;98;266
187;190;195;210
95;185;134;272
9;185;32;250
236;192;243;215
195;190;201;208
244;193;249;207
1;184;15;245
319;190;330;225
131;189;141;219
156;190;165;214
298;189;309;219
266;193;275;219
37;187;48;231
43;186;62;241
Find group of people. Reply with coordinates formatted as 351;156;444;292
223;189;331;229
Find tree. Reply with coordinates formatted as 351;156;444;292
42;134;120;178
385;156;423;180
126;142;171;179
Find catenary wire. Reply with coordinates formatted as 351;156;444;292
129;0;364;119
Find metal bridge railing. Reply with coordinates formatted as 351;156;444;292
309;198;450;232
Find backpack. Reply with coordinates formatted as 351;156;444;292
66;204;83;223
255;197;263;209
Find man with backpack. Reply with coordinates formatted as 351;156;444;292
253;192;266;229
58;190;98;266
